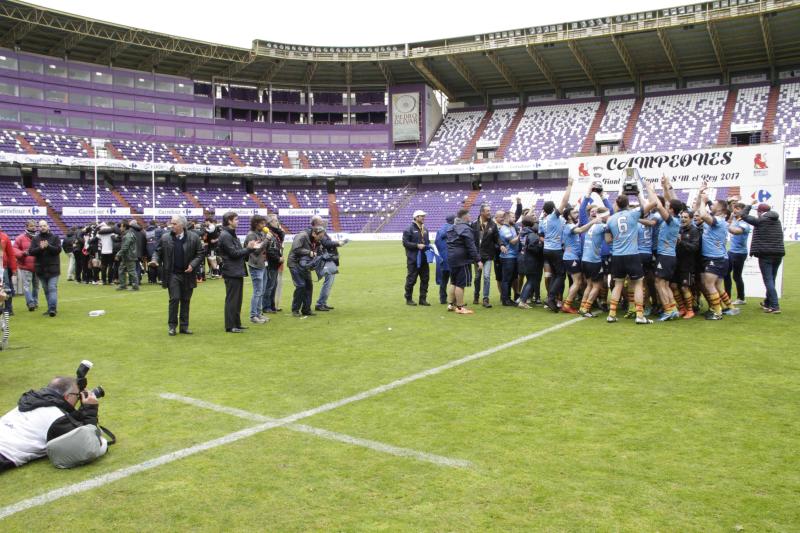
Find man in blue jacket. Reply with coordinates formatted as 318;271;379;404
446;208;481;315
434;215;455;304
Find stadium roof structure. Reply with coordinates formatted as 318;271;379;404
1;0;800;102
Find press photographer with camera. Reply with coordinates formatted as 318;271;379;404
0;361;109;472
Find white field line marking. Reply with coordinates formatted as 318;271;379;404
160;393;472;469
0;317;582;520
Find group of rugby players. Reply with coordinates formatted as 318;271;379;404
519;174;754;323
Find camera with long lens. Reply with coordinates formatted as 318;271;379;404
76;360;105;399
622;167;641;196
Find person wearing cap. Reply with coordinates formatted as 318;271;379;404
740;201;785;313
402;210;431;306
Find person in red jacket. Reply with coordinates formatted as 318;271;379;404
13;220;38;312
0;225;17;349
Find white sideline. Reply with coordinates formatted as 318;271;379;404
160;393;472;469
0;317;583;521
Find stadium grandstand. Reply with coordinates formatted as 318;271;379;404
0;0;799;240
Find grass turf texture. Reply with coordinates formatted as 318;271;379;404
0;241;797;531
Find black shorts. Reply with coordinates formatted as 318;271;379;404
610;254;644;280
450;265;473;288
564;258;581;274
543;249;564;276
702;256;729;278
671;258;695;286
655;254;676;280
639;253;655;273
581;261;604;282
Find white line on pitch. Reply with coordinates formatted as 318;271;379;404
0;317;583;521
160;392;472;469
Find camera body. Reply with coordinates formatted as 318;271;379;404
76;360;106;399
591;181;604;194
622;167;641;196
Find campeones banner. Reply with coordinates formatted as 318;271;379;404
572;144;786;299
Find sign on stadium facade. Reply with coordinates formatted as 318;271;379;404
0;206;47;217
61;207;132;217
391;92;421;143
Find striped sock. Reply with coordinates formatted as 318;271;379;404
2;311;8;345
664;302;676;313
609;298;619;318
720;291;732;309
635;304;644;319
579;300;590;313
681;288;693;311
672;288;684;313
708;292;722;314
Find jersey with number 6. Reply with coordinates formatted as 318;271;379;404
606;208;644;256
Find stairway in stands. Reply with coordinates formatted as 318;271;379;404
463;190;481;210
169;146;187;164
229;150;245;167
27;187;67;234
580;100;608;153
299;152;310;169
362;152;373;168
15;134;36;154
183;191;205;211
249;194;268;210
493;106;525;160
716;88;739;145
762;85;780;142
105;142;124;160
286;192;301;208
621;97;644;151
280;152;292;169
327;193;342;231
459;110;493;162
79;140;95;158
109;186;145;226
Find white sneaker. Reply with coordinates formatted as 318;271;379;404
250;316;268;324
732;299;746;305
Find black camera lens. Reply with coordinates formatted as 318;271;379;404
91;386;105;399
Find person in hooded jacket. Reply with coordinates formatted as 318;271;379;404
0;376;99;472
434;215;455;304
445;208;481;314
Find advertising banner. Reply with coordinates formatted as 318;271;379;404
142;208;204;217
212;208;269;217
278;208;330;217
61;207;131;217
0;206;47;217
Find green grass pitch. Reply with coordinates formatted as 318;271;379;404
0;242;797;531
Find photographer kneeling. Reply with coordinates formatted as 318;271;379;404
0;376;104;472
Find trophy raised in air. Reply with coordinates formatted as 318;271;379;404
622;167;641;196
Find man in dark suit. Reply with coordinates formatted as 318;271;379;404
150;215;204;336
217;212;261;333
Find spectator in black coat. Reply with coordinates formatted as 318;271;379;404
445;208;481;314
741;202;785;313
217;212;260;333
150;215;205;336
27;220;61;317
402;210;431;306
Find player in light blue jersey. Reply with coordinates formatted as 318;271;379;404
726;202;751;305
577;205;610;317
696;183;739;320
645;176;684;321
604;185;658;324
560;206;603;314
539;177;573;313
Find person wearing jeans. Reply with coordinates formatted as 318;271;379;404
27;220;61;317
740;202;785;314
262;214;285;313
13;220;38;311
497;214;519;306
470;205;499;308
244;215;269;325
